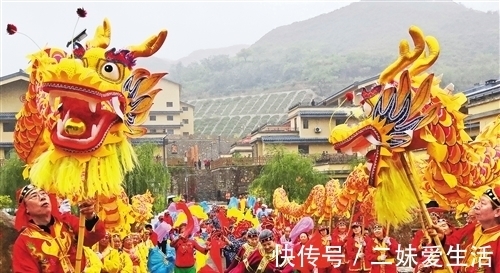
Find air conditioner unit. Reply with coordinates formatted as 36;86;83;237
314;127;321;133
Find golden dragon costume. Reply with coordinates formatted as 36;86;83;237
11;17;167;230
273;179;341;222
328;25;500;227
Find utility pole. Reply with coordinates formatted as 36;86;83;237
162;134;168;168
184;156;188;199
218;135;221;158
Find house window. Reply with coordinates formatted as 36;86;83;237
183;132;189;136
182;106;189;111
166;102;173;107
335;118;347;125
302;119;309;129
166;129;174;134
2;122;15;132
4;148;13;159
182;119;189;124
167;116;174;121
298;145;309;154
150;116;156;121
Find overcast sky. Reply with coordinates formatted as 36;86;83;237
1;1;498;76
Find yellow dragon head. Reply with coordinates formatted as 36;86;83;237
329;26;449;188
40;18;166;153
18;18;168;200
328;26;477;225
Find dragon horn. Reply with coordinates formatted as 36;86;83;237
378;26;425;84
128;30;168;58
86;18;111;49
408;36;440;77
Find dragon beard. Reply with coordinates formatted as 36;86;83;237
29;124;137;202
372;154;420;227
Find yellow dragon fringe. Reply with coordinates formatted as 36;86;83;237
328;25;500;227
12;18;167;230
272;166;376;223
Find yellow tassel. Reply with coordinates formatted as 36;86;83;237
374;158;419;228
29;139;137;202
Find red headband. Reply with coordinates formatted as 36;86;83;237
14;187;61;232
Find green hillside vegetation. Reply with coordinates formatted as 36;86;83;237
167;1;499;99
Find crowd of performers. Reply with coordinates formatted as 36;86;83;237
10;184;500;273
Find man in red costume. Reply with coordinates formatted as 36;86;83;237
331;219;349;273
12;184;106;273
367;223;398;273
428;186;500;273
225;228;260;273
171;223;210;273
229;229;293;273
413;205;453;273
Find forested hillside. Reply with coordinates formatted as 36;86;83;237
166;0;499;99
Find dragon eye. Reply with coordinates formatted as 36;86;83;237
100;62;120;81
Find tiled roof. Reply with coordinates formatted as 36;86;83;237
0;70;28;82
298;111;349;118
261;135;329;143
0;112;16;119
466;84;500;101
0;142;14;148
130;138;163;145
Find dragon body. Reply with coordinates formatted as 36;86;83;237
12;18;167;230
272;167;377;223
273;179;343;222
328;26;500;226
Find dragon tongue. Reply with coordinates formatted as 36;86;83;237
366;149;376;163
111;97;124;120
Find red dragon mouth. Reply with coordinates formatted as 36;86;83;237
333;126;382;187
42;82;126;153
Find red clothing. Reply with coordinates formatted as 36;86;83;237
413;228;460;273
293;243;314;273
229;245;294;273
330;232;348;273
164;215;173;226
442;223;500;273
12;214;105;273
171;237;208;268
149;231;158;246
225;243;258;273
345;236;372;272
367;237;398;273
411;229;426;259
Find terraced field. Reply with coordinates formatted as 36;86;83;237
186;89;320;137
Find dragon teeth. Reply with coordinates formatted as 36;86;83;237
111;97;124;120
89;101;97;113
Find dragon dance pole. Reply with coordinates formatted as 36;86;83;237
401;152;453;273
75;163;89;273
347;199;357;235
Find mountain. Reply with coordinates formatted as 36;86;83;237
175;44;249;66
166;1;499;99
136;44;250;75
251;0;498;57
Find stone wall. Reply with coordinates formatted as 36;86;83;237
0;211;17;272
168;165;262;201
164;135;238;162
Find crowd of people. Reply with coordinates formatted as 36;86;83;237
9;184;500;273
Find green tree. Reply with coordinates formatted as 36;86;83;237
0;195;13;209
0;154;30;204
249;146;328;205
124;143;171;212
